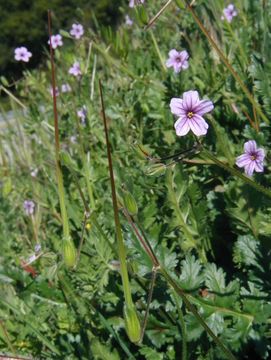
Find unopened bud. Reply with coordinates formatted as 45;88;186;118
123;191;138;216
124;305;141;343
146;163;166;176
63;238;77;268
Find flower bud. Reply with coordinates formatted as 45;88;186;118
146;163;166;176
123;191;138;216
124;305;141;343
63;238;77;268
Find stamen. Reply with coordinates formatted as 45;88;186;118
187;112;194;119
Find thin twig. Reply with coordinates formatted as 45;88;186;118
145;0;174;30
139;267;158;342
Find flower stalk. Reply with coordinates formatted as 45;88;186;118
99;80;140;343
48;10;76;267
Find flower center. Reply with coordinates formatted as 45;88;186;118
250;155;256;161
187;111;194;119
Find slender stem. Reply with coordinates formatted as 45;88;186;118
0;85;26;109
172;291;187;360
48;10;70;239
180;0;269;124
145;0;174;30
99;80;133;307
90;54;97;101
122;208;159;267
140;267;158;342
149;30;167;72
76;211;88;267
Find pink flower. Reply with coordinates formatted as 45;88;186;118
61;83;71;93
69;62;82;77
129;0;144;7
236;140;265;177
166;49;189;73
221;4;237;23
125;15;133;26
14;47;32;62
30;168;39;177
48;34;63;49
170;90;214;136
70;23;84;39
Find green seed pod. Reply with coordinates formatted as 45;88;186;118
146;163;166;176
123;191;138;216
124;305;141;343
63;238;77;268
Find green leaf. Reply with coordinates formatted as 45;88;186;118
179;255;203;290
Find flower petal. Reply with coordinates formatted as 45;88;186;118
174;117;190;136
183;90;199;110
170;98;185;116
244;140;257;154
244;161;255;177
168;49;178;58
180;50;189;61
173;63;182;73
166;58;175;67
236;153;251;168
193;99;214;116
182;61;189;69
255;148;265;161
254;161;264;173
189;114;208;136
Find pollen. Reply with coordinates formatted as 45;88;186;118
187;111;194;119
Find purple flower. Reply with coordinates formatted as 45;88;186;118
23;200;35;216
70;23;84;39
125;15;133;26
77;106;87;124
14;47;32;62
166;49;189;73
170;90;214;136
35;244;42;253
221;4;237;23
236;140;265;177
69;62;82;77
129;0;144;7
48;34;63;49
61;83;71;93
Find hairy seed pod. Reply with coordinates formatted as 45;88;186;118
123;191;138;216
124;304;141;343
63;238;77;268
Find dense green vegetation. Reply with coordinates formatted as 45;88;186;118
1;0;271;359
